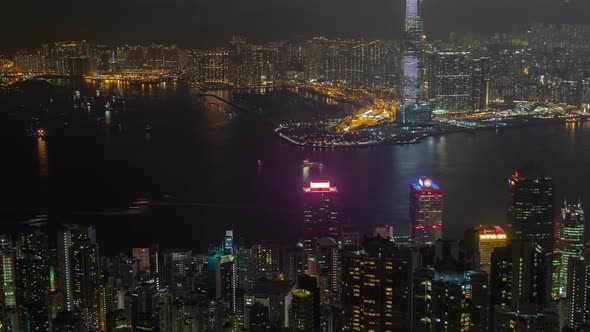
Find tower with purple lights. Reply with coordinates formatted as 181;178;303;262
410;177;443;246
402;0;424;103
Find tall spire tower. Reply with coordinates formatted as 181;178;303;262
402;0;424;103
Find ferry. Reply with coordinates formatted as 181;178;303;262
301;159;323;168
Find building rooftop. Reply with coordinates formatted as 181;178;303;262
411;176;441;190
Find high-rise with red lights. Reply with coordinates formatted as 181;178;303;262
410;177;443;246
302;180;340;254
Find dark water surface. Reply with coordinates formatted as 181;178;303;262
2;82;590;253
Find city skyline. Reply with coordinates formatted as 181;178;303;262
0;0;588;51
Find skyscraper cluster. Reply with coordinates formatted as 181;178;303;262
0;165;587;331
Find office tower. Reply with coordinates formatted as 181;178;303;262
57;227;74;311
0;234;18;332
556;198;585;297
210;253;236;313
71;236;100;331
131;283;157;330
410;176;443;246
472;57;491;111
148;244;161;291
224;229;234;255
464;225;508;275
294;275;320;332
373;225;394;238
289;289;316;332
402;0;424;103
15;228;50;332
412;268;488;332
565;243;590;330
342;236;412;331
282;243;305;284
508;171;555;251
429;51;473;113
302;181;340;256
132;248;150;275
254;240;281;281
489;239;553;331
315;237;341;304
236;242;257;291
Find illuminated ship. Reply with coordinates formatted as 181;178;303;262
301;160;323;168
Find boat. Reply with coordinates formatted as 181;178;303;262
257;160;263;166
302;159;323;168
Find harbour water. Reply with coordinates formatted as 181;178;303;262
2;81;590;253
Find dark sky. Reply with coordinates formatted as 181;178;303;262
1;0;587;50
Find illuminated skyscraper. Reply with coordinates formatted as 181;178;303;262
302;181;340;255
489;239;552;331
429;51;473;113
472;57;491;111
15;228;50;332
288;289;316;332
402;0;423;103
409;177;443;246
465;225;508;275
557;198;585;297
0;234;17;331
412;268;489;332
508;171;555;251
132;248;150;275
342;236;412;331
565;243;590;330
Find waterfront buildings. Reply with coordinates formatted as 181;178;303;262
409;177;443;246
427;51;473;113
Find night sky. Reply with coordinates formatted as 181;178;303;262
1;0;587;50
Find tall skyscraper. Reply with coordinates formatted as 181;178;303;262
210;252;236;313
0;234;17;331
410;177;443;246
15;228;50;332
565;242;590;330
254;240;281;281
508;171;555;251
132;248;151;275
71;237;100;331
302;180;340;256
464;225;508;275
402;0;424;103
429;51;473;113
412;268;489;332
489;239;554;331
342;236;412;331
472;57;491;111
289;289;316;332
557;198;585;297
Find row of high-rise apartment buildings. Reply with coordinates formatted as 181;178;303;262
4;23;590;110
